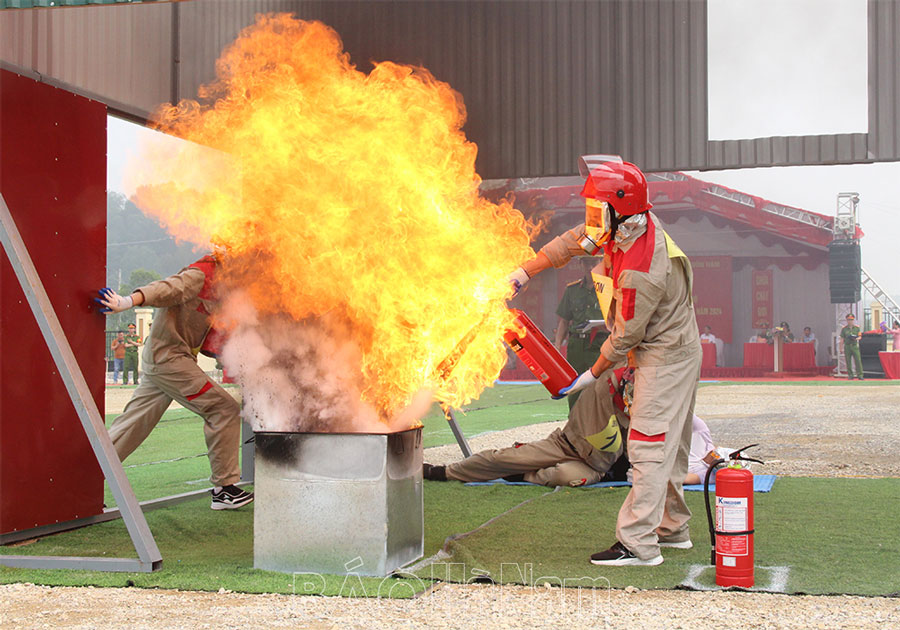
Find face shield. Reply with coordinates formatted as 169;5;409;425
584;197;612;247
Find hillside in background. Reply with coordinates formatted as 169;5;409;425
107;191;201;288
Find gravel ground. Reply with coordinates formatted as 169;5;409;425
428;383;900;478
2;582;898;630
7;382;895;628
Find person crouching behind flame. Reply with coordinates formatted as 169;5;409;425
424;368;632;488
95;254;252;510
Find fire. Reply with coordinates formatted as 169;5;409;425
130;14;538;424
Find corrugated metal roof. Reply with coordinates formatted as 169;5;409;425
1;0;898;177
0;0;166;8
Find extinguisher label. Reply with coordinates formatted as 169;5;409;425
716;497;748;531
717;535;748;556
716;496;749;556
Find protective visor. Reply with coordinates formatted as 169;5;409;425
578;154;624;179
584;198;611;246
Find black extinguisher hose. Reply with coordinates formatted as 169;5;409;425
703;457;726;566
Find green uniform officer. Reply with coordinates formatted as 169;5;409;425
555;257;608;409
840;313;863;380
123;323;142;385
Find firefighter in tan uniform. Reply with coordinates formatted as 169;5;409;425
424;369;631;487
508;155;701;566
96;255;252;510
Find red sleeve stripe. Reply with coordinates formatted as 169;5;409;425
621;287;637;321
629;429;666;442
186;381;214;401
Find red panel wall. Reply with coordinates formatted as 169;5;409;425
1;70;106;533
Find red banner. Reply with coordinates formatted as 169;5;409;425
751;269;774;329
691;256;733;343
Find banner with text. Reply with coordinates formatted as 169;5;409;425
690;256;733;343
751;269;774;329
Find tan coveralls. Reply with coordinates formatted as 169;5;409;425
445;371;629;486
107;265;242;487
538;213;701;560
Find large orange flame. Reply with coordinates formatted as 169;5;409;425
130;14;537;424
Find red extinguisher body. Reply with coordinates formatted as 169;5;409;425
714;465;755;588
503;309;578;398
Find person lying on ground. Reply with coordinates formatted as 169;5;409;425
423;368;633;487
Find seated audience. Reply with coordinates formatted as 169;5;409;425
749;323;771;344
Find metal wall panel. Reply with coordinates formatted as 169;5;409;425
869;0;899;159
707;134;871;169
0;4;173;119
1;1;898;176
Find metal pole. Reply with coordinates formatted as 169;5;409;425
442;405;472;458
0;194;162;572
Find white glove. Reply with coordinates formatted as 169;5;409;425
95;288;134;313
507;267;530;295
553;369;598;399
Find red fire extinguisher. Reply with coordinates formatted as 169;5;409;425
704;444;764;588
503;308;578;398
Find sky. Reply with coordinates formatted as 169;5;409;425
107;0;899;300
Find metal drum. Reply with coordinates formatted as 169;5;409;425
253;427;423;576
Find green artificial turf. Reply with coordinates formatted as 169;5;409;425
415;478;900;596
0;480;546;597
420;384;568;448
4;384;899;597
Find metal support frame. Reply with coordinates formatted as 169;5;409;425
0;481;253;546
861;268;900;327
0;194;162;572
833;192;859;238
442;406;472;458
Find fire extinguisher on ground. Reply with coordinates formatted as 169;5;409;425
703;444;765;588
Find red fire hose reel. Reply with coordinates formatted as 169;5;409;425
704;444;765;588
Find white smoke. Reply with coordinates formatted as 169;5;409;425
218;291;432;433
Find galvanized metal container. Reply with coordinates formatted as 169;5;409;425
253;427;423;577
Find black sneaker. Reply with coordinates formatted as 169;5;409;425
211;485;254;510
423;463;447;481
590;541;663;566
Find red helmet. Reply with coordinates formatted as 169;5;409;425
578;155;652;216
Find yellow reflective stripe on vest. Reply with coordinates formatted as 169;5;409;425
591;271;614;320
585;414;622;453
663;229;693;307
663;230;686;259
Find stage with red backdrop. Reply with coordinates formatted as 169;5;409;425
691;256;732;343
